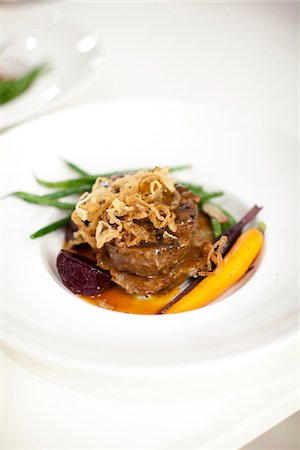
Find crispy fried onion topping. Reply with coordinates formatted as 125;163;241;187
197;235;228;277
71;167;181;249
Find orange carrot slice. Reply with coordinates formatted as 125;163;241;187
166;227;263;314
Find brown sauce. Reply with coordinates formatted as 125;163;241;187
66;212;213;315
83;284;183;315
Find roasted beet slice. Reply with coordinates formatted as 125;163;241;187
57;250;111;297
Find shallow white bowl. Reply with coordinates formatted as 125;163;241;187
0;102;297;394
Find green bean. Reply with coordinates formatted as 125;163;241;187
221;221;231;233
211;218;222;238
64;160;90;176
170;165;191;172
30;216;71;239
179;182;223;200
64;159;192;179
0;63;49;105
205;202;236;229
41;185;92;199
12;192;75;209
217;205;236;226
202;202;236;235
221;208;236;226
36;165;192;189
36;176;97;188
180;182;205;193
200;191;224;202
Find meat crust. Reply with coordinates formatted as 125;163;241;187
104;186;198;277
95;186;216;295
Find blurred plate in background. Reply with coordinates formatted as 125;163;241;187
0;10;102;129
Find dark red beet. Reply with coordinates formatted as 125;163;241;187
57;250;111;297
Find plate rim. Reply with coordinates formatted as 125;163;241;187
1;101;298;375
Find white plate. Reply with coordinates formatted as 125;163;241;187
0;11;101;129
0;102;297;382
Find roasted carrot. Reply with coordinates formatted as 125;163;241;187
164;227;263;314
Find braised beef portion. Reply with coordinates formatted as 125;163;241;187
93;186;216;295
110;269;179;296
105;186;199;277
108;235;214;295
65;220;79;242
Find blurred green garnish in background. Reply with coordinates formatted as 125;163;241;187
0;63;49;105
